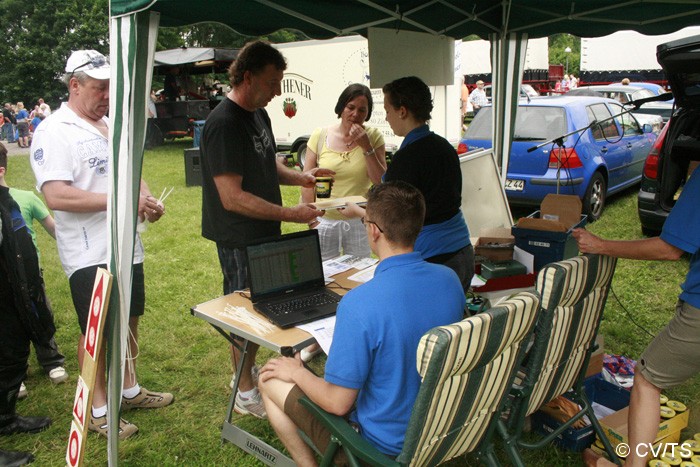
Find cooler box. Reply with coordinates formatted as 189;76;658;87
184;147;202;187
511;212;587;272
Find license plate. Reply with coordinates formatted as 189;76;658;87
504;179;525;191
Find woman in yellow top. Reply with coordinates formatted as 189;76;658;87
302;84;386;260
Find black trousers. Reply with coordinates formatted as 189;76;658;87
0;291;30;393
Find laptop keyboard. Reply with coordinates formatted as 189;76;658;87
266;291;339;316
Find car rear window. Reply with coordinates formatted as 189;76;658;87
465;106;567;141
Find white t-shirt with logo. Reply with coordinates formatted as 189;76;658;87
30;103;144;277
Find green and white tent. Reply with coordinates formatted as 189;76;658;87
106;0;700;463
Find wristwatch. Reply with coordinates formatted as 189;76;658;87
364;148;376;157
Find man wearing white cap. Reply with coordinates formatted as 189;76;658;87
30;50;173;440
468;80;488;116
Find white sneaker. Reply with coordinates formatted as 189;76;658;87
18;382;28;399
234;390;267;419
229;365;260;390
48;367;68;384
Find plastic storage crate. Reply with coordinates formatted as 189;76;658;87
511;212;587;271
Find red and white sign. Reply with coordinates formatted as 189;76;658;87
72;377;88;429
85;274;105;359
66;421;83;467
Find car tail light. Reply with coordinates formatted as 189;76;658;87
643;121;669;180
548;148;583;169
457;142;468;154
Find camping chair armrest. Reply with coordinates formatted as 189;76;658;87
299;397;398;466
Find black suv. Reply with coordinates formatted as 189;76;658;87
637;34;700;236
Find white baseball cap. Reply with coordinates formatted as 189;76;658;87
65;50;110;80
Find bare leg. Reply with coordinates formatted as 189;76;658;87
231;341;259;392
258;377;317;467
624;372;661;467
124;317;139;390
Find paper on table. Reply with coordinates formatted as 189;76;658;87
323;255;378;277
347;264;377;283
313;195;367;211
470;275;486;287
296;315;336;355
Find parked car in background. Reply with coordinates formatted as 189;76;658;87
637;34;700;236
458;95;657;220
612;81;668;96
567;84;674;126
484;84;539;101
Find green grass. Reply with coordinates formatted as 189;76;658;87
4;140;700;466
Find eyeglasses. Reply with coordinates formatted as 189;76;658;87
360;216;384;233
70;55;108;80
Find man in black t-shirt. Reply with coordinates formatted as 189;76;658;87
2;104;16;144
200;40;333;419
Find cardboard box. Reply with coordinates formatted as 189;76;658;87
591;430;682;463
474;227;515;262
531;374;631;452
599;405;689;447
515;194;583;232
585;335;605;378
511;200;587;272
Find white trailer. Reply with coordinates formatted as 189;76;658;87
269;35;462;160
580;26;700;80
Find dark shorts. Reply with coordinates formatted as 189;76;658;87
638;300;700;389
216;244;248;295
426;244;475;294
284;385;351;466
69;263;145;335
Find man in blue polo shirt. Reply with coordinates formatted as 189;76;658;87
573;167;700;467
258;181;465;464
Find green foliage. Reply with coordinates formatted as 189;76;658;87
0;0;109;106
157;23;307;50
549;33;581;76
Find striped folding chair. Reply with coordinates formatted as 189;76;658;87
497;254;619;466
299;291;540;466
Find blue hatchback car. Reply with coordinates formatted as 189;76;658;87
458;96;657;220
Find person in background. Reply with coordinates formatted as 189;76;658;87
569;74;579;89
575;166;700;467
621;77;631;85
259;181;465;465
381;76;474;295
200;40;331;419
36;99;50;117
468;80;487;116
0;142;53;466
0;144;68;402
2;104;16;144
14;103;30;149
302;83;386;261
31;49;173;440
30;113;44;134
460;77;470;122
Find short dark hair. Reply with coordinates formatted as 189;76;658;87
366;181;425;247
382;76;433;122
334;83;373;121
0;142;7;169
228;40;287;87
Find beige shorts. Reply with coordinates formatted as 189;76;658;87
638;300;700;389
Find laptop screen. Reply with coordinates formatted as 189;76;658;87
246;230;325;300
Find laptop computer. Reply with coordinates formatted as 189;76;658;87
245;229;341;328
